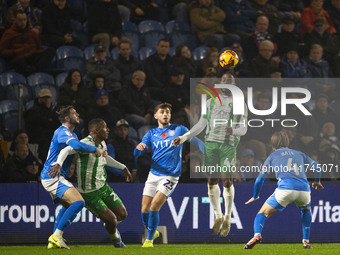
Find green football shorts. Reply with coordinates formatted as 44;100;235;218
81;183;123;217
204;141;237;174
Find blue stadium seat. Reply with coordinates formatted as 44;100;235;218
55;72;69;87
128;126;138;141
0;99;18;114
56;46;85;73
169;46;176;56
219;47;231;55
165;20;197;49
0;99;20;137
0;57;9;75
27;72;58;104
122;21;140;52
138;20;166;48
139;47;156;61
0;72;32;103
192;46;209;62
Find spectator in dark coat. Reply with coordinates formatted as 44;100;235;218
41;0;81;48
280;47;310;78
324;0;340;32
87;0;122;49
305;44;332;78
115;37;141;85
173;45;196;88
118;70;154;129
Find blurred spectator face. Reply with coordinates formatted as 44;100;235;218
71;71;81;85
240;154;254;167
314;21;326;34
119;42;131;59
199;0;212;7
26;162;39;175
332;0;340;11
54;0;66;10
157;40;170;56
286;50;299;64
316;97;328;111
96;95;109;107
232;47;242;60
181;46;191;59
282;22;295;32
311;0;324;11
208;51;219;64
255;0;268;5
132;72;145;89
309;46;323;62
170;74;185;85
15;144;29;159
94;51;106;61
15;13;27;30
282;128;296;142
38;96;52;108
256;16;269;34
95;77;105;90
259;44;273;60
19;0;30;9
115;125;129;140
321;122;336;136
15;132;29;144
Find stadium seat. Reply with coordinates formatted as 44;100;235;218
169;46;176;56
128;126;138;140
27;72;58;105
0;57;9;75
0;99;20;138
138;125;156;140
56;46;85;73
55;72;69;87
122;21;140;52
139;47;156;61
192;46;209;62
219;47;231;55
165;20;195;48
138;20;166;48
0;72;32;103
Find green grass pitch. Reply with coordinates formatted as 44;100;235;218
1;244;339;255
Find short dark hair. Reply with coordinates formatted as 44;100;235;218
14;9;25;18
88;118;104;132
118;37;132;48
56;105;75;123
154;102;172;114
158;38;170;45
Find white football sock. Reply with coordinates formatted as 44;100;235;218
109;229;120;240
223;185;235;220
53;229;63;237
208;184;223;218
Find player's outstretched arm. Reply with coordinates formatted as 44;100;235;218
245;197;259;204
312;181;324;190
106;155;132;182
123;167;132;183
48;164;62;179
136;143;147;151
173;117;208;146
68;139;98;154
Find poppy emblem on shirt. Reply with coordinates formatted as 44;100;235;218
65;130;72;136
162;132;167;138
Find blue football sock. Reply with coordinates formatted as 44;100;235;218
301;209;312;240
141;212;149;229
56;201;85;232
147;211;159;241
53;206;66;232
254;213;266;234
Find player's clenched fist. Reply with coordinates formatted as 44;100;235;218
136;143;146;151
172;137;181;146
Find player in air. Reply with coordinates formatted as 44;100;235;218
244;131;324;249
41;106;103;249
135;102;204;248
50;118;132;248
173;73;247;237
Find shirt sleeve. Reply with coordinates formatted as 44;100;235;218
232;103;248;136
179;116;207;144
141;130;152;148
67;139;97;153
56;146;76;166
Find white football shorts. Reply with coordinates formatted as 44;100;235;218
41;176;73;202
266;188;311;211
143;172;179;197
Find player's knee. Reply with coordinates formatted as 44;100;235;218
222;178;233;188
118;209;128;221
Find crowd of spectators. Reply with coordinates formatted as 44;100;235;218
0;0;340;183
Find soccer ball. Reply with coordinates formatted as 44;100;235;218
219;50;239;69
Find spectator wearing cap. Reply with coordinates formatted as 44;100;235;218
87;0;122;50
274;14;303;57
305;44;332;78
163;67;188;114
4;143;41;182
118;70;154;130
300;0;336;35
57;69;92;120
303;18;339;62
231;43;253;78
84;89;122;135
41;0;82;48
279;45;310;78
24;88;59;161
312;94;340;135
106;119;136;182
86;44;122;97
115;37;141;85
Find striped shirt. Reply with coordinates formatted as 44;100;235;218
204;95;247;146
76;136;107;193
